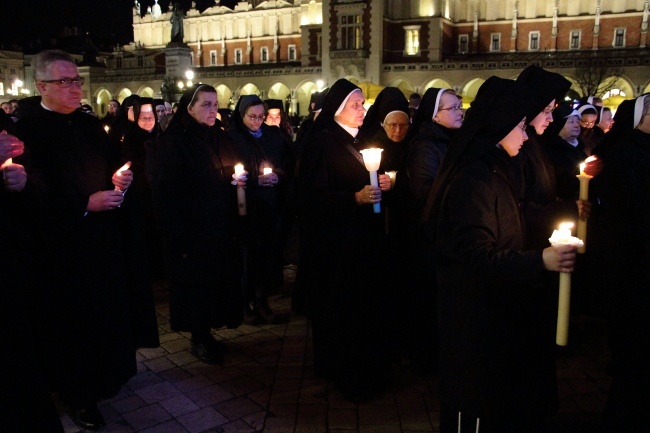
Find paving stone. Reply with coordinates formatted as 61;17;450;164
215;397;264;420
177;407;229;433
185;384;234;407
135;381;182;404
159;394;201;418
122;404;173;430
139;419;190;433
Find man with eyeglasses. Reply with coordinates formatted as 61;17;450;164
101;99;120;130
14;50;158;431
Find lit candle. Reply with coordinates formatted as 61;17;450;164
104;125;110;133
576;157;594;254
263;167;273;175
549;222;584;346
234;163;247;216
1;157;12;168
359;148;383;214
114;161;131;192
386;170;397;189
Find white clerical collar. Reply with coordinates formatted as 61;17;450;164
335;120;359;138
566;138;579;147
41;101;53;111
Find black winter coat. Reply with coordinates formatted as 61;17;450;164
151;115;243;331
435;146;557;418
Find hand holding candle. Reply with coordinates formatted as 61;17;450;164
113;161;132;192
259;166;278;187
233;163;247;216
359;148;383;214
548;222;583;346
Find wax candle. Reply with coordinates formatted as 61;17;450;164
549;222;584;346
114;161;131;192
263;167;273;175
104;125;110;133
386;170;397;189
576;159;594;254
234;163;247;216
359;148;383;214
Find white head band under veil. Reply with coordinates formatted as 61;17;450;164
431;88;449;121
381;110;409;126
633;94;648;128
334;89;362;117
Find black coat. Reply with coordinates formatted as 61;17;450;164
515;129;577;249
407;121;452;213
542;135;588;203
16;104;158;404
298;120;391;392
595;128;650;375
151;115;243;331
435;147;557;418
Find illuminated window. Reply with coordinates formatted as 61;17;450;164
459;34;469;53
288;45;297;61
490;33;501;51
340;15;361;50
570;30;581;49
261;47;269;63
613;28;625;47
404;25;421;56
234;49;243;64
0;83;4;96
210;50;217;65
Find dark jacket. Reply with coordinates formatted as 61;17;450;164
151;114;243;330
435;147;556;417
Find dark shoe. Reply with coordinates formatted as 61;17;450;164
191;340;224;365
70;404;105;431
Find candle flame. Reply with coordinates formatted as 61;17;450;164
559;222;573;230
116;161;131;176
585;155;597;163
234;163;245;177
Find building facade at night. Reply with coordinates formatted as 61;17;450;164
4;1;650;117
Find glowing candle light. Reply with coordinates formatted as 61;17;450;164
104;125;110;133
386;170;397;188
263;167;273;175
114;161;131;192
359;148;383;214
234;163;247;216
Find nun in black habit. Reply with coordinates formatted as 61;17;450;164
297;78;393;402
151;85;243;364
592;94;650;432
423;76;578;432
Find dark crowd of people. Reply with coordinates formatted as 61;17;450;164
1;49;649;433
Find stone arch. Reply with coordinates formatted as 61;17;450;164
94;88;113;118
239;83;261;97
137;86;155;97
267;82;292;112
600;75;635;110
295;80;319;117
214;84;234;110
643;80;650;94
422;78;453;93
116;88;133;104
384;77;415;99
459;78;485;108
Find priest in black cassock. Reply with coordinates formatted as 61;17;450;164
15;50;159;431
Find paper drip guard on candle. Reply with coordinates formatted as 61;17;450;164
234;163;247;216
359;148;383;214
549;222;584;346
576;157;595;254
114;161;131;192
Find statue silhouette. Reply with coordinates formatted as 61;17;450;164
170;3;184;43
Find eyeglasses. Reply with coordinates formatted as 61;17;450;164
438;105;463;112
40;76;85;88
580;120;595;127
246;114;266;122
384;122;410;130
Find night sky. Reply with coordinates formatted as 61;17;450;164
1;0;239;51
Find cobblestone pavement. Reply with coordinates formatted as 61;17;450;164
57;265;611;433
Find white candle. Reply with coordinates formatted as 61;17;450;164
359;148;383;214
234;163;247;216
386;170;397;188
549;221;583;346
263;167;273;175
576;159;594;254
